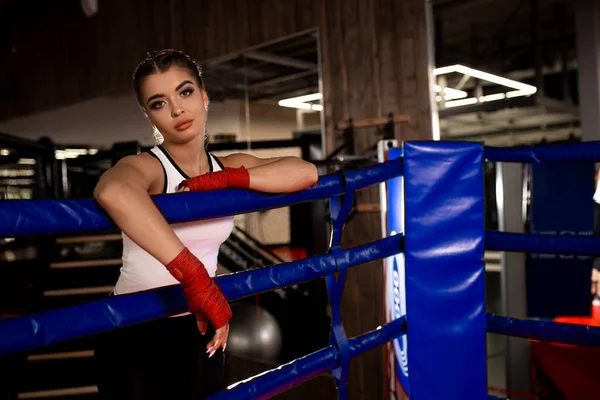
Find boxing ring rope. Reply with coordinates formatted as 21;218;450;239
1;141;600;399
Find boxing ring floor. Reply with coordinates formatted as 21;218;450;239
1;141;600;399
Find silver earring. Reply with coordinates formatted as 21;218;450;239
153;127;164;145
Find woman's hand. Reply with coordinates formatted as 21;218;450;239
178;153;318;194
223;153;318;193
178;166;250;192
166;248;232;333
206;324;229;358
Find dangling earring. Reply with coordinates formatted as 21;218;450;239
153;126;164;145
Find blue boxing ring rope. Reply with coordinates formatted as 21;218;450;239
2;141;600;399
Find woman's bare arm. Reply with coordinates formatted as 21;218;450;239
94;154;184;265
221;153;318;193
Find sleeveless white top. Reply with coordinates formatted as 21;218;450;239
113;145;234;296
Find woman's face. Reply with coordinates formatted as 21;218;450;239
139;66;209;145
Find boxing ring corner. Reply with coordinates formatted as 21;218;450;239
3;140;600;399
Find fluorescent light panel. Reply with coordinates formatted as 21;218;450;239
55;148;99;160
433;64;537;94
276;65;535;112
434;85;467;100
434;64;537;109
278;93;323;111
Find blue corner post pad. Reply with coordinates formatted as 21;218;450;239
403;142;487;400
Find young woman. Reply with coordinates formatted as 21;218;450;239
93;49;318;399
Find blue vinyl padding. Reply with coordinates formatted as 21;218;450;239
484;141;600;163
0;158;402;237
487;314;600;347
206;316;407;400
486;231;600;255
403;142;487;400
211;347;339;400
7;139;600;399
0;235;403;355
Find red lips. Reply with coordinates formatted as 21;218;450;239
174;119;193;131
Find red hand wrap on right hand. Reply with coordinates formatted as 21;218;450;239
166;248;232;330
179;166;250;192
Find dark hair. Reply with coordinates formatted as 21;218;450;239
132;49;205;107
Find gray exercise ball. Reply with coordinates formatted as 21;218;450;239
227;302;282;362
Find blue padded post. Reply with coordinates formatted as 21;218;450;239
403;142;487;399
385;147;411;396
325;171;354;399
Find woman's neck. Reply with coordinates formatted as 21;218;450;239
162;136;209;177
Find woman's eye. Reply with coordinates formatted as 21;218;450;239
150;101;165;110
181;88;194;97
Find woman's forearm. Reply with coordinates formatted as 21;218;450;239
95;180;184;265
246;158;318;193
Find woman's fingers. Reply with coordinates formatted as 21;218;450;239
207;324;229;358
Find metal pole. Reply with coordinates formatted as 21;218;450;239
531;0;544;95
496;162;530;394
575;0;600;141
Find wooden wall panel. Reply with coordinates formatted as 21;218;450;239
0;1;434;398
394;0;434;141
318;1;433;398
0;0;321;121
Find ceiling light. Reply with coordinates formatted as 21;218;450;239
278;93;322;111
434;64;536;109
444;98;478;108
433;64;536;94
479;93;506;102
54;148;99;160
434;85;467;100
280;93;323;103
279;102;312;110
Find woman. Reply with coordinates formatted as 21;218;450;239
93;49;318;399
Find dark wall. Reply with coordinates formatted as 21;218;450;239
0;0;320;120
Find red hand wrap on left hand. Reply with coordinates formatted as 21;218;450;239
166;248;232;330
180;166;250;192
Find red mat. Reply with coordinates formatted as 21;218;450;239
530;306;600;400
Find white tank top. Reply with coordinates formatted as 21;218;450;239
113;145;234;296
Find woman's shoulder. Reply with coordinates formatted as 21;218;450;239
111;152;165;185
118;151;162;171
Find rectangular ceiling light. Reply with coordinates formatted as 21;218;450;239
278;93;323;111
434;64;537;109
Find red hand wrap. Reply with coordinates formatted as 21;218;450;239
166;248;232;330
180;166;250;192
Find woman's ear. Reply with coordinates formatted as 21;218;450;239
138;104;149;118
202;90;210;111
